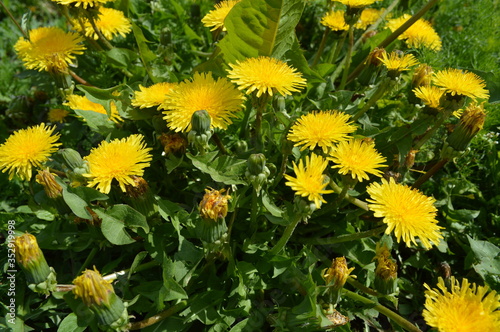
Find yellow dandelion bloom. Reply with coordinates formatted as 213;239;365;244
321;11;349;32
0;124;61;181
14;27;85;73
47;108;70;123
227;56;307;98
336;0;380;8
84;134;152;194
423;277;500;332
50;0;111;9
161;72;245;132
413;85;444;109
354;8;384;30
78;7;131;40
131;82;177;109
366;178;443;249
201;0;241;31
433;68;489;100
73;267;114;307
385;14;442;51
65;94;123;123
287;111;356;153
378;51;419;72
284;154;334;208
329;139;387;182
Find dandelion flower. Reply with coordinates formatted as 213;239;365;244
227;56;307;98
354;8;384;29
287;111;356;153
433;68;489;100
366;178;443;249
131;83;177;109
321;11;349;32
65;94;123;123
201;0;241;31
336;0;380;8
378;51;419;73
386;14;442;51
50;0;111;9
284;154;334;208
47;108;70;123
329;139;387;182
14;27;85;73
161;72;244;132
423;277;500;332
0;124;61;181
84;134;152;193
413;85;443;109
78;7;131;40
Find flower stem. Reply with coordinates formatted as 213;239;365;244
300;225;386;245
343;289;422;332
0;0;28;39
351;77;392;122
69;70;94;87
346;0;439;84
329;179;369;211
312;28;330;66
339;26;355;90
412;109;452;151
412;158;449;189
269;215;302;255
76;246;98;276
129;300;189;330
211;132;228;155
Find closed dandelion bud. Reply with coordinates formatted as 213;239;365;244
246;154;271;192
73;268;129;331
234;140;248;154
404;149;418;170
124;176;149;199
374;257;398;294
14;233;57;294
191;110;212;134
446;102;486;152
412;64;433;87
322;257;354;304
197;188;230;242
58;148;84;171
36;169;63;198
158;133;187;155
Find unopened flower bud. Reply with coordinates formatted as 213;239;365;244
191;110;212;134
246;154;271;192
73;268;129;331
36;169;63;198
373;243;398;294
58;148;84;171
365;47;386;66
14;233;57;294
197;188;230;242
322;257;355;304
446;102;486;152
124;176;149;199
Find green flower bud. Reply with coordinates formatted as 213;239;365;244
446;102;486;152
58;148;84;171
191;110;212;134
14;233;57;295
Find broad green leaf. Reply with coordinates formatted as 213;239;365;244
73;109;115;136
467;235;500;275
62;188;91;219
131;22;158;83
70;186;108;203
95;205;149;245
188;152;247;185
219;0;306;63
57;313;87;332
105;48;138;69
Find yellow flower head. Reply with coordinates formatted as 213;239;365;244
413;85;444;109
201;0;241;31
73;267;114;307
321;11;349;32
131;82;177;109
433;68;489;100
329;139;387;182
354;8;384;29
77;7;131;40
386;14;442;51
199;188;231;221
378;51;419;72
14;233;44;270
84;134;152;194
48;108;70;123
64;94;123;123
50;0;112;9
287;110;356;153
0;124;61;181
423;277;500;332
36;169;63;198
336;0;380;8
366;178;443;249
284;154;334;208
161;72;245;132
227;56;307;98
14;27;86;73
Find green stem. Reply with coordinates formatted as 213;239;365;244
129;300;189;330
0;0;28;38
86;12;114;50
412;158;449;189
253;94;269;151
351;77;392;122
327;31;347;64
76;246;98;276
269;215;302;255
329;180;369;211
312;28;330;66
346;0;439;84
343;290;422;332
250;189;258;234
339;26;355;90
300;225;386;245
103;260;160;282
412;109;452;151
69;70;94;87
211;132;228;155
